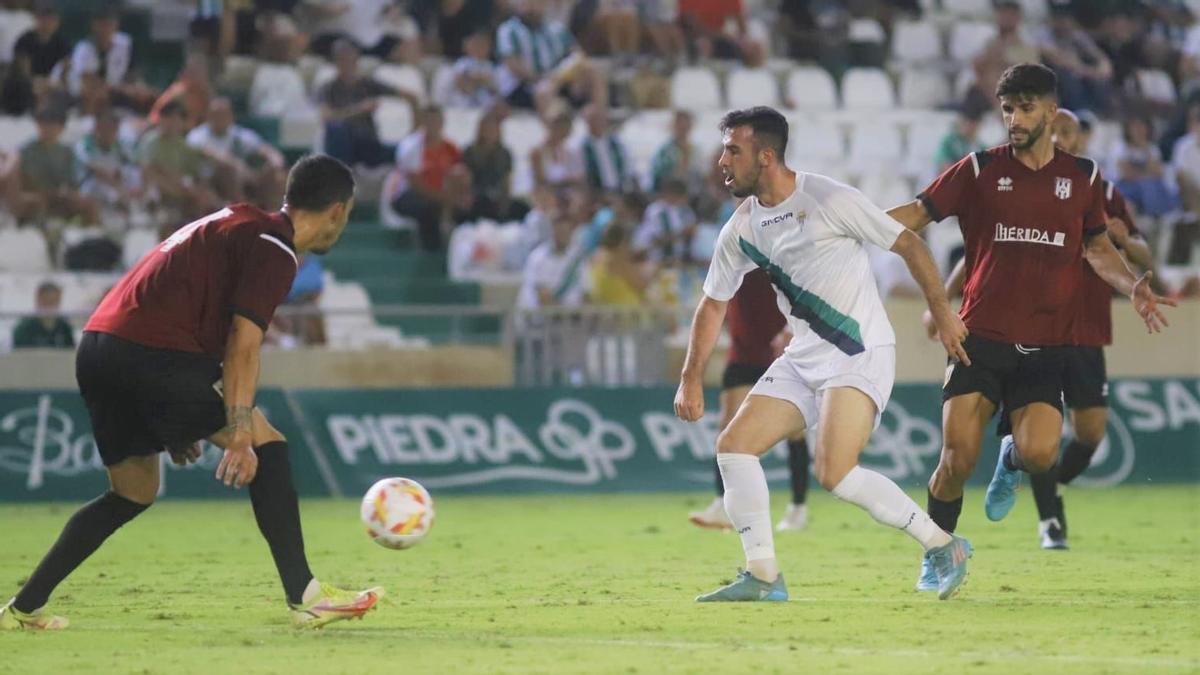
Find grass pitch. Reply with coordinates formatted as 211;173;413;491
3;486;1198;674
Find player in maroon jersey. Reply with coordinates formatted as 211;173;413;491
1;155;383;631
687;268;812;532
884;64;1173;590
928;110;1159;550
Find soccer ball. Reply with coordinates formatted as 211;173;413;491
361;477;435;550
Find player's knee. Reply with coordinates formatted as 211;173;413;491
1073;428;1105;448
939;443;979;481
715;429;754;455
1019;440;1059;473
112;481;157;506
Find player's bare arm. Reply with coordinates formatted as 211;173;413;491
922;257;967;340
1083;232;1176;333
890;230;970;365
885;200;934;232
674;295;728;422
215;314;264;488
1106;216;1155;271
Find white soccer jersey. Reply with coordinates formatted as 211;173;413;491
703;172;907;360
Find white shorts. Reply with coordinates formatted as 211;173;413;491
748;345;896;431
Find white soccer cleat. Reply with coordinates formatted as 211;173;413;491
290;583;385;629
688;497;732;530
775;503;809;532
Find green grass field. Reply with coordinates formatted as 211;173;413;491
4;486;1199;674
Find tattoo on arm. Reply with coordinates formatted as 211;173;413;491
225;405;253;435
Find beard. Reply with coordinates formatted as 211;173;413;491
726;165;761;199
1010;118;1047;150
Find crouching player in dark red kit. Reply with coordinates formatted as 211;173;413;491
1;154;384;630
885;64;1174;590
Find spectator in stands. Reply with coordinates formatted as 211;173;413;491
13;105;99;226
2;0;69;116
148;52;214;130
448;30;500;108
935;101;989;172
139;100;222;221
68;2;157;114
677;0;764;65
272;255;327;347
303;0;421;63
391;105;470;250
1173;103;1200;214
463;108;527;222
518;212;587;310
495;0;607;115
579;103;632;195
318;39;420;168
423;0;497;59
640;0;684;63
971;0;1040;107
12;281;75;350
634;178;696;264
1037;0;1115;114
1113;113;1180;217
649;110;698;194
521;184;559;249
187;97;287;209
531;109;584;190
75;107;144;219
589;225;649;305
593;0;640;60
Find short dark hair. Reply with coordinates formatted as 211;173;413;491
995;63;1058;101
285;154;356;212
719;106;788;160
34;103;66;124
159;99;186;119
36;281;61;295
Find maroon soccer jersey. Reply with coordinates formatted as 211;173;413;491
919;145;1107;345
726;269;787;366
1074;180;1140;346
86;204;299;358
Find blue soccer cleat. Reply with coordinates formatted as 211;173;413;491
696;569;788;602
928;535;973;600
985;435;1021;521
915;555;938;592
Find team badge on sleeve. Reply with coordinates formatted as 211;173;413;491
1054;177;1072;200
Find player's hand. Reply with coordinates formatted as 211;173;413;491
168;441;204;466
674;377;705;422
216;435;258;488
920;308;938;341
1131;271;1176;333
932;305;970;366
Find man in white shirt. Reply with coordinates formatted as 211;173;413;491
302;0;420;62
675;107;972;602
67;4;154;112
1172;103;1200;214
518;215;588;309
187;97;286;208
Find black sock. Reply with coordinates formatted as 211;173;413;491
249;441;314;606
1030;465;1061;522
1057;496;1067;537
1058;440;1098;484
926;489;963;533
714;458;725;497
788;438;809;505
13;491;148;613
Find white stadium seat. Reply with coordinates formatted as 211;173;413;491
726;68;780;109
785;66;838;111
857;172;913;209
0;229;51;273
500;114;547;164
942;0;993;18
1136;69;1178;106
890;20;942;65
948;22;996;64
0;9;34;62
841;68;895;111
443;107;484;149
670;67;723;111
373;97;414;144
979;116;1007;146
430;63;457;106
687;110;728;158
898;69;952;109
618;110;673;187
847;122;904;174
308;62;337;97
904;116;955;182
373;64;428;103
0;116;37;152
280;107;322;148
123;229;160;269
248;64;308;117
1020;0;1049;20
787;120;845;172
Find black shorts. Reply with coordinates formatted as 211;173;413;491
1062;346;1108;409
722;362;769;390
77;332;226;467
943;334;1065;435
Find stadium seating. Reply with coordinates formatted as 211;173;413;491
0;229;52;273
858;172;913;208
430;63;457;106
890;20;943;66
373;64;428;103
942;0;994;19
443;107;485;150
898;68;952;109
785;66;839;111
122;228;160;269
847;121;904;175
948;22;996;64
841;68;896;111
373;97;414;145
249;63;309;118
0;116;37;152
1135;69;1178;107
670;67;723;111
725;68;781;109
0;8;34;63
787;118;845;173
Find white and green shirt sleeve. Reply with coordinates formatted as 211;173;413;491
701;204;756;301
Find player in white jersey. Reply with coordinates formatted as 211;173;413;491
675;107;974;601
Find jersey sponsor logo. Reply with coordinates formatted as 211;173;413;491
1055;177;1072;200
994;222;1066;247
759;211;799;228
997;176;1014;192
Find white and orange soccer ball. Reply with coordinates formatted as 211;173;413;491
360;477;435;550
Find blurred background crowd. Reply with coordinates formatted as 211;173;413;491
0;0;1197;356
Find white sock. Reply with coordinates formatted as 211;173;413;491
717;453;778;580
831;466;952;551
300;578;321;605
